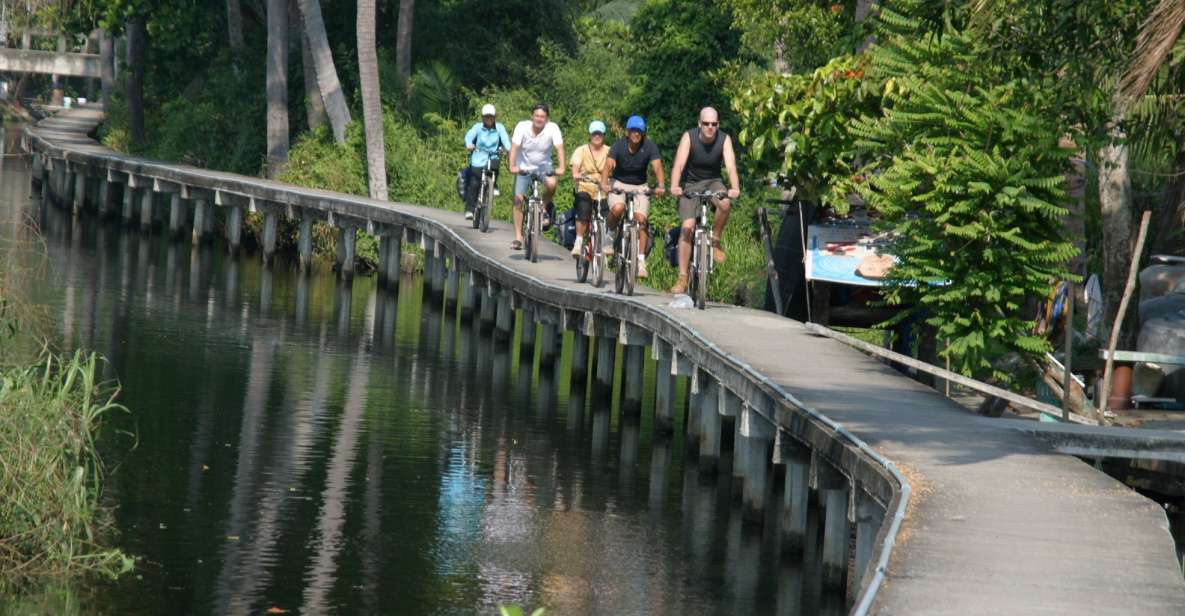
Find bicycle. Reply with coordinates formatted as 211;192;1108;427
517;170;554;263
611;185;649;296
472;155;502;233
575;175;608;287
683;190;727;309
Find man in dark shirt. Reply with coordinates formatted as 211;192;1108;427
601;115;667;279
668;107;741;295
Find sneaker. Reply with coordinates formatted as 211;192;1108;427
638;256;648;279
494;188;501;197
712;239;726;263
670;274;688;295
464;211;474;220
571;236;584;258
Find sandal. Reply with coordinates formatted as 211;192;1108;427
511;240;523;250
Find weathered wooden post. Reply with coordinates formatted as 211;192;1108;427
191;199;209;246
122;186;136;225
495;291;513;340
385;228;402;286
777;434;811;554
853;489;885;600
699;378;722;472
139;187;154;232
478;280;496;330
298;214;314;271
740;404;775;524
444;257;459;306
168;193;185;239
519;305;537;353
818;461;851;591
261;209;279;264
623;344;645;414
460;270;477;319
226;205;243;252
595;335;615;389
540;322;558;367
571;331;589;383
73;170;86;216
338;225;356;279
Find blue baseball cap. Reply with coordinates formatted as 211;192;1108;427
588;120;607;134
626;115;646;132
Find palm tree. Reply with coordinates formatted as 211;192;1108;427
296;0;352;143
266;0;289;178
99;30;114;110
396;0;415;85
126;18;146;145
227;0;244;50
357;0;388;200
302;29;327;130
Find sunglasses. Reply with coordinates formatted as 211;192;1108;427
591;131;605;136
700;121;719;127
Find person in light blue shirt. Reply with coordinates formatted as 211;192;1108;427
463;103;512;219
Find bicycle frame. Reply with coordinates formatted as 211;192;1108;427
684;190;726;309
612;186;648;296
519;170;550;263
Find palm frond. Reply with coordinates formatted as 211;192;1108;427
1117;0;1185;115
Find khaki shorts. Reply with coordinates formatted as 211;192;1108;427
678;179;727;220
607;180;651;217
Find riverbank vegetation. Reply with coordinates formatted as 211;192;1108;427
0;238;133;589
43;0;1185;380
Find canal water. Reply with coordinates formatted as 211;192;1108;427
2;147;844;614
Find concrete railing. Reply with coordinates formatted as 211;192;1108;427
24;106;910;614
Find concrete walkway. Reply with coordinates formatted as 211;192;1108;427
29;106;1185;614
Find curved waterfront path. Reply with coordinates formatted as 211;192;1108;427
27;106;1185;614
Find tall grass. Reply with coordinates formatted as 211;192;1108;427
0;350;134;588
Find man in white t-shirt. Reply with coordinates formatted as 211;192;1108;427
508;103;566;250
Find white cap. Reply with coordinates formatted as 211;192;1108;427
481;104;496;116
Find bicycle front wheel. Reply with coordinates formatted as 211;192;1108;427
614;237;627;294
625;225;638;296
528;203;541;263
479;182;492;232
694;232;709;309
576;238;589;283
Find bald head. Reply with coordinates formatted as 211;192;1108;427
697;107;720;141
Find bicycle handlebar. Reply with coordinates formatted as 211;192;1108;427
612;186;651;196
517;170;556;177
684;190;728;200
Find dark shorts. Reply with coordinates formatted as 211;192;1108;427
677;178;727;220
573;192;607;220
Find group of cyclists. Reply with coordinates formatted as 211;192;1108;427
462;102;741;297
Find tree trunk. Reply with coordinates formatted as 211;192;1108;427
266;0;289;178
297;0;351;143
772;39;787;73
227;0;244;50
126;19;146;146
99;30;115;110
1098;122;1138;349
396;0;415;85
357;0;388;200
301;29;327;130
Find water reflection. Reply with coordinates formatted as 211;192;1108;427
10;159;848;615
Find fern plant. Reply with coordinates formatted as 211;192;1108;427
852;18;1078;380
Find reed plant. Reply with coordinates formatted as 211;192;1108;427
0;347;134;588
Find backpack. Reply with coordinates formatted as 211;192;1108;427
455;167;468;202
664;226;681;267
557;208;578;249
